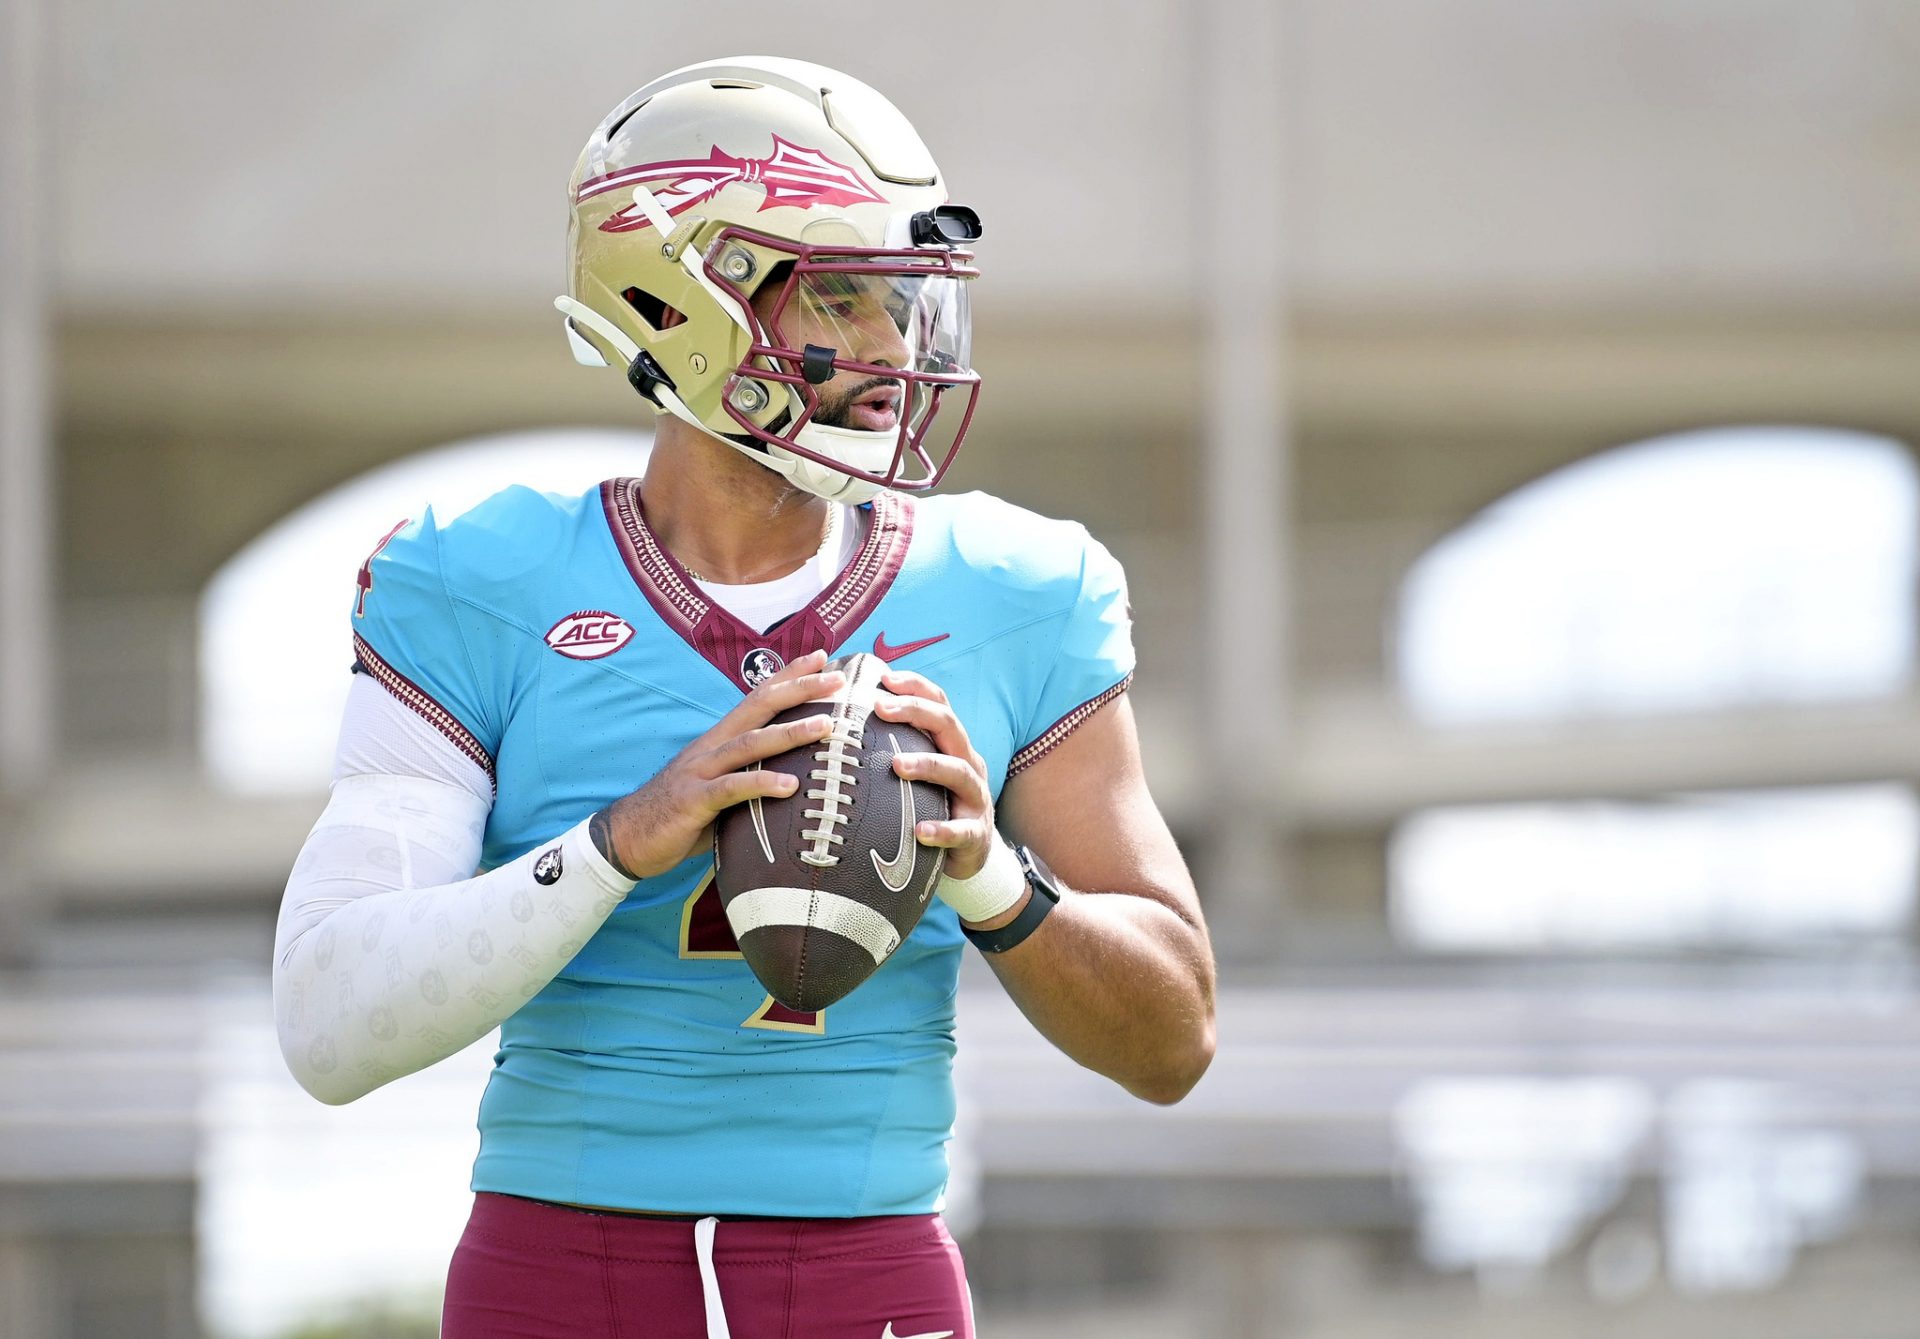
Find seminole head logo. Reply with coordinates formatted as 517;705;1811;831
577;136;886;233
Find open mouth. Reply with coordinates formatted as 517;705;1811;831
845;384;903;432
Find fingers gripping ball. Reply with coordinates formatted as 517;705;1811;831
713;653;948;1011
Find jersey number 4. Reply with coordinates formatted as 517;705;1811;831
679;872;826;1034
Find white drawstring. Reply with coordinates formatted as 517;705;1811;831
693;1216;733;1339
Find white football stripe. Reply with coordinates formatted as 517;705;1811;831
723;887;901;964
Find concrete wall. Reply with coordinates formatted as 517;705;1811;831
47;1;1920;314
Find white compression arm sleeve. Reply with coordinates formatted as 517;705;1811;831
273;683;636;1105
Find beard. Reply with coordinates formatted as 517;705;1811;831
811;375;900;430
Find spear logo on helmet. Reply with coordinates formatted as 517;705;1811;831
577;136;886;233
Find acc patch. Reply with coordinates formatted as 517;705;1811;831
545;610;634;660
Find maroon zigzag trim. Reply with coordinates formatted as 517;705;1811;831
818;491;908;627
353;634;496;785
1007;673;1134;778
603;478;709;632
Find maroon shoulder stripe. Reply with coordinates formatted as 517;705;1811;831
1007;674;1134;778
353;633;496;785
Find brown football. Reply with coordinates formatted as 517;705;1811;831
713;652;949;1011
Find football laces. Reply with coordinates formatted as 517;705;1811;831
799;707;863;868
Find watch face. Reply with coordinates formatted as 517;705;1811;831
1015;845;1063;902
964;846;1063;953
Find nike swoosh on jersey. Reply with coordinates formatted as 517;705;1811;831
880;1326;954;1339
872;631;950;662
871;733;918;894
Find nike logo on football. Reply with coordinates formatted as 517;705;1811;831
880;1326;953;1339
872;631;949;663
871;732;917;894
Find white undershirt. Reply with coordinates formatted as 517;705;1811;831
691;504;862;633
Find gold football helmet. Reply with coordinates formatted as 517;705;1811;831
557;57;982;503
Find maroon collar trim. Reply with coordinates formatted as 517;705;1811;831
600;478;915;691
603;477;711;636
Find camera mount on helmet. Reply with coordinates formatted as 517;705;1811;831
909;206;984;248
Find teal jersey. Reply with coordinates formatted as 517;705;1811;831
350;479;1133;1216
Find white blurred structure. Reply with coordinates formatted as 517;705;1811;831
1398;429;1919;725
200;429;652;794
1394;786;1919;952
195;1006;496;1338
8;3;1920;1338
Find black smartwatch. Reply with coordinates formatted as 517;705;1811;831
961;845;1064;954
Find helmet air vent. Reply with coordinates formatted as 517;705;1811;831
621;286;674;333
604;98;650;142
821;86;938;186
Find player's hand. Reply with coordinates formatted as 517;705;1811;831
876;669;995;882
596;650;844;880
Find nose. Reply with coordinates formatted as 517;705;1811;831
852;309;910;370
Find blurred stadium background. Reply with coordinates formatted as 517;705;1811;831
6;2;1920;1336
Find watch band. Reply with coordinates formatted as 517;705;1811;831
962;845;1063;954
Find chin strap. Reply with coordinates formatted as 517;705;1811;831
772;449;888;503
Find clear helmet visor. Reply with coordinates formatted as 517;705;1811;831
786;264;973;385
707;231;981;493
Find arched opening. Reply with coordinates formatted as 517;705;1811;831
1390;427;1920;951
198;428;652;794
1396;426;1918;726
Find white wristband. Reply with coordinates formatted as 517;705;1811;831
935;831;1027;924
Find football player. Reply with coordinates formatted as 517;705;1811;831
272;56;1215;1339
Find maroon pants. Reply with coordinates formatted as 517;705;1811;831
442;1192;974;1339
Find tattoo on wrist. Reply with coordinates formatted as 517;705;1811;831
588;807;639;881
